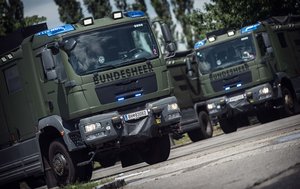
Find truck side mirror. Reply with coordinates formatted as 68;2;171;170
41;49;57;80
185;54;195;77
160;23;176;54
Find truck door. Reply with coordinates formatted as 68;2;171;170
286;30;300;74
0;96;10;147
0;60;36;142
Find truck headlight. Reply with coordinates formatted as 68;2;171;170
168;103;179;111
259;87;271;95
207;103;216;110
84;123;101;133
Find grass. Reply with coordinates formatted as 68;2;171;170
62;178;114;189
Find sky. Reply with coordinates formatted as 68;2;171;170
23;0;210;49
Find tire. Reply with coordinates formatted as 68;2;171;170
281;86;295;116
48;139;93;186
98;156;117;168
187;111;213;142
77;163;93;182
141;135;171;165
256;109;279;124
48;139;77;186
219;117;237;134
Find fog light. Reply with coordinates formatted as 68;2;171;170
84;123;98;133
168;103;179;111
259;87;270;95
207;103;215;110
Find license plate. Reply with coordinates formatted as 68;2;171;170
123;110;148;121
228;94;244;102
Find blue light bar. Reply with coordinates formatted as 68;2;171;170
194;39;206;49
124;11;145;18
135;93;142;97
225;86;230;91
117;97;125;101
36;24;75;37
241;23;261;34
237;83;242;87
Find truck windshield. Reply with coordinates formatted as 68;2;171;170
196;35;256;74
66;21;159;75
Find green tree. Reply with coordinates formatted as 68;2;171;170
132;0;147;13
188;0;300;44
114;0;128;11
84;0;112;19
54;0;83;23
171;0;194;48
0;0;46;36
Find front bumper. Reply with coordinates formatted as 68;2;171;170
206;83;281;117
79;96;181;146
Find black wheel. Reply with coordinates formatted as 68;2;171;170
219;117;237;134
282;86;295;116
48;139;77;186
256;108;279;124
97;156;117;168
48;139;93;186
77;162;93;182
141;135;171;165
187;111;213;142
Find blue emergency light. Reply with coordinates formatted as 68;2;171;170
194;39;206;49
124;11;145;18
36;24;75;37
241;23;261;34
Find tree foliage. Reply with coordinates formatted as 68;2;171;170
171;0;194;48
84;0;112;19
188;0;300;44
0;0;46;36
54;0;83;23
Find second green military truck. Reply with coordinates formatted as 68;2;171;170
186;15;300;133
0;11;181;188
166;50;214;142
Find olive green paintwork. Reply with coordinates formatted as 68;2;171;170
0;14;173;144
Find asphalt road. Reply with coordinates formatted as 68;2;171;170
93;114;300;189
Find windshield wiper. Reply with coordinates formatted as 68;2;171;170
117;57;149;67
83;64;117;75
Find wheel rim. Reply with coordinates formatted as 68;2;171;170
52;153;67;176
283;89;294;113
201;113;213;136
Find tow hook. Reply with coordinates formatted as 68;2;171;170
77;151;95;166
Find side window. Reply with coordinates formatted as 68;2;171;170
4;65;22;94
277;32;287;48
256;33;267;56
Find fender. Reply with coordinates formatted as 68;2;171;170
194;101;207;114
38;115;85;151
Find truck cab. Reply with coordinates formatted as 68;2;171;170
190;15;300;133
0;11;181;188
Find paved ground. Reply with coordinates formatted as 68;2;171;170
93;114;300;189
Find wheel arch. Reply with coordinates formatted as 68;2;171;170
37;115;82;153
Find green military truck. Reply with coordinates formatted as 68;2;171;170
185;15;300;133
166;50;213;142
0;11;181;188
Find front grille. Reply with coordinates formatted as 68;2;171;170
211;71;252;92
95;73;157;104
